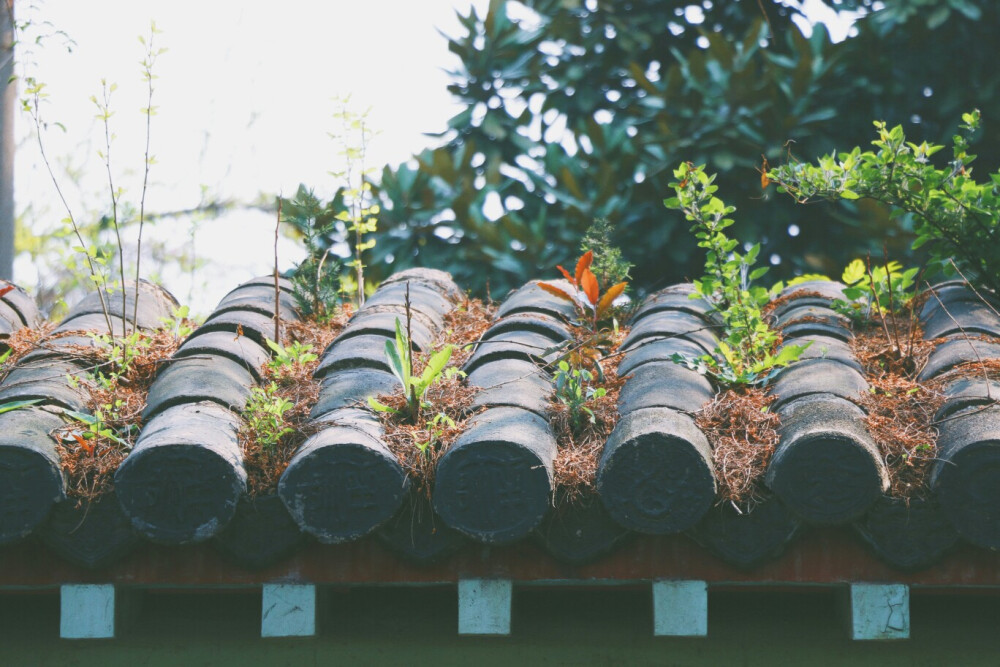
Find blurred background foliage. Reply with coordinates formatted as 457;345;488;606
338;0;999;297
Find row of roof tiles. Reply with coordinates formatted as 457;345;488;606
0;270;997;572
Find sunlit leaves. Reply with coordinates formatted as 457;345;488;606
666;162;806;387
770;110;1000;294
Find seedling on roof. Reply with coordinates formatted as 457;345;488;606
538;250;628;332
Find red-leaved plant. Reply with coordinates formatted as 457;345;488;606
539;250;627;332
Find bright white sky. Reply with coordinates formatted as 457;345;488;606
14;0;487;314
12;0;854;316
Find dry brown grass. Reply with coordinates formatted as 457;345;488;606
851;323;944;500
549;326;628;505
0;322;55;375
442;297;496;368
696;387;780;513
54;325;194;504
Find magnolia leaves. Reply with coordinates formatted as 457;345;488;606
539;250;628;327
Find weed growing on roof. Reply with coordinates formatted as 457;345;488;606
552;361;606;434
368;315;458;424
238;309;352;498
377;378;478;500
769;110;1000;294
539;250;628;335
243;383;294;448
85;330;151;390
549;336;626;505
159;305;195;339
279;185;344;321
21;22;165;359
19;23;177;501
835;254;926;373
266;339;318;378
54;326;191;504
665;162;809;388
539;243;631;502
372;296;494;499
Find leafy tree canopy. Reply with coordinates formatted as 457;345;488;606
361;0;997;296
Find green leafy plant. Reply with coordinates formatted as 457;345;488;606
552;360;607;435
20;21;166;373
266;338;318;368
63;400;134;454
159;305;194;340
832;254;924;367
368;317;454;424
243;383;294;449
769;110;1000;293
579;218;633;289
330;98;379;307
87;330;152;390
665;162;809;387
265;338;318;379
415;412;456;456
836;257;920;322
279;185;343;321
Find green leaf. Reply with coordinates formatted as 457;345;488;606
384;339;407;388
842;259;866;285
63;409;98;425
0;399;42;416
367;397;398;413
772;342;811;367
418;345;453;392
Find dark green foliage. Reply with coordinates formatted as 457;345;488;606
279;185;344;321
771;112;1000;294
552;360;606;435
363;0;999;297
580;218;631;288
